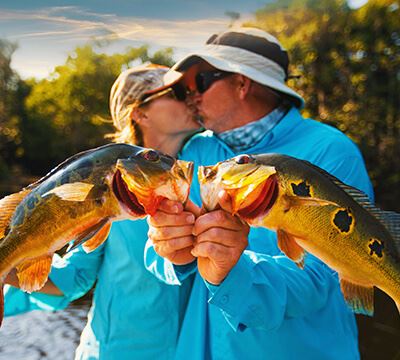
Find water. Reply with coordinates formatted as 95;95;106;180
0;297;91;360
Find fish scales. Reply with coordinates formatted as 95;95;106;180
199;153;400;315
0;143;193;325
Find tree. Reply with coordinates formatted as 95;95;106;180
246;0;400;212
20;44;175;175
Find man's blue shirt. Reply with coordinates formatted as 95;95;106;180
145;107;374;360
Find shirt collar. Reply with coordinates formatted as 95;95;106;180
216;104;289;152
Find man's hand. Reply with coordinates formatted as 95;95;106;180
148;199;200;265
191;191;249;285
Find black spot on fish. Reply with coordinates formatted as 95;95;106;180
26;195;39;210
333;209;353;233
369;239;384;258
291;181;311;197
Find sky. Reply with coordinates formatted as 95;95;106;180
0;0;368;79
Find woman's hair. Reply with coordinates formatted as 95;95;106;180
108;64;171;145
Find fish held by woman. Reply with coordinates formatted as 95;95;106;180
198;153;400;316
0;143;193;325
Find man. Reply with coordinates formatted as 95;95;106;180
145;27;373;359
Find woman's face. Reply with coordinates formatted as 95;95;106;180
142;93;199;136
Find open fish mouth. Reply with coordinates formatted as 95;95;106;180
112;170;146;216
235;174;279;220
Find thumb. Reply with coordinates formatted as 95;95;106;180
185;199;202;218
218;190;234;214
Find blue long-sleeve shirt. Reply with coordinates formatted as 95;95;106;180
5;219;193;360
145;107;374;360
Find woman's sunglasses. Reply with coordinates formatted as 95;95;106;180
139;83;188;106
195;70;233;94
139;84;187;106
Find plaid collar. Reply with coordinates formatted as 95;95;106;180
217;104;289;152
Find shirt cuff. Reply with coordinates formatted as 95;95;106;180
207;255;254;317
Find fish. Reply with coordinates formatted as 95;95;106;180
198;153;400;316
0;143;193;324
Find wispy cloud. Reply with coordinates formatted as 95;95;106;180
0;7;229;45
0;5;240;78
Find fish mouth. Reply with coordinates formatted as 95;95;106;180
236;174;279;220
112;170;146;216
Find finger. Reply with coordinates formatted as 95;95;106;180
195;228;243;247
153;236;195;254
157;199;184;214
191;241;230;262
149;224;194;241
193;209;246;235
148;211;195;227
218;190;233;213
184;199;202;217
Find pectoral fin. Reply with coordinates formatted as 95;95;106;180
82;222;111;253
284;195;338;210
0;189;31;238
43;182;94;201
277;229;305;269
67;218;110;253
340;278;374;316
16;255;53;293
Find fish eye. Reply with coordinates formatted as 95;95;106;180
142;149;160;162
235;154;252;164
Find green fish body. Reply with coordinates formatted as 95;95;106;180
0;143;193;324
199;153;400;316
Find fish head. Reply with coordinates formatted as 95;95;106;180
114;148;193;217
199;154;279;220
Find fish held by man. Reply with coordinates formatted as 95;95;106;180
0;143;193;325
198;153;400;316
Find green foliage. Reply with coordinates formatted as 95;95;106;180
246;0;400;211
0;43;175;195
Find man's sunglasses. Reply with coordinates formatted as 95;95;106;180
195;70;233;94
139;83;188;106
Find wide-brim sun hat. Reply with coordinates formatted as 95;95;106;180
110;63;183;131
172;27;304;108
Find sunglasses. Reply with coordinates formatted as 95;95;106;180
139;83;188;107
195;70;233;94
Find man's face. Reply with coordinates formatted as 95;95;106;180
181;61;239;134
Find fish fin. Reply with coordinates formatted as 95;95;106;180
284;195;338;209
16;255;53;293
0;189;31;238
43;182;94;201
371;210;400;247
277;229;306;268
67;218;109;253
340;278;374;316
82;222;111;253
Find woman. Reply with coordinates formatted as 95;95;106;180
4;64;199;359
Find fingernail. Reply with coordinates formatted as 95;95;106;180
186;214;195;223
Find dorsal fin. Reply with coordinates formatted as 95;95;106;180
0;189;31;238
299;159;400;243
26;147;103;189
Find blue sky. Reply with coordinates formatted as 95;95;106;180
0;0;368;79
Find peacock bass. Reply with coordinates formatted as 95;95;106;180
198;153;400;316
0;143;193;325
